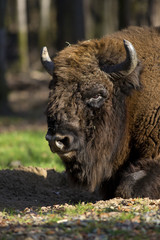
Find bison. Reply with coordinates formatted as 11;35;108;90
41;26;160;199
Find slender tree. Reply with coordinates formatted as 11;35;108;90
0;0;8;111
17;0;29;72
147;0;160;26
90;0;106;38
89;0;118;38
39;0;51;47
118;0;131;29
55;0;85;50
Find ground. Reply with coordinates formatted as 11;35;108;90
1;166;160;239
0;166;100;210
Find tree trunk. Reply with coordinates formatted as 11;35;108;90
118;0;131;29
102;0;118;35
39;0;51;47
84;0;118;39
90;0;106;38
0;0;8;110
55;0;85;50
17;0;29;72
147;0;160;26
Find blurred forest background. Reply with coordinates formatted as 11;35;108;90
0;0;160;130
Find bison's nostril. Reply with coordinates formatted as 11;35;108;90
45;128;77;153
55;136;71;150
55;139;65;150
46;132;74;151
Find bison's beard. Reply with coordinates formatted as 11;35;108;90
58;99;127;192
61;136;115;192
61;115;126;192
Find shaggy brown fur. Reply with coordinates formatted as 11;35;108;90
45;26;160;199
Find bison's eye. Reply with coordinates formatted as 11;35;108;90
86;95;104;108
86;90;107;108
84;87;108;108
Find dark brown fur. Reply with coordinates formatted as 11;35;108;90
46;26;160;199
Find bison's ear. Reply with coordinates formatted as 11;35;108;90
41;46;54;76
114;61;142;95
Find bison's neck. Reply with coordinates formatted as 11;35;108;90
112;126;131;174
110;98;132;175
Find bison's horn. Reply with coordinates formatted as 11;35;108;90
103;40;138;76
41;46;54;76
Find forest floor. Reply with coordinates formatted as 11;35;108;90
1;74;160;239
0;166;160;239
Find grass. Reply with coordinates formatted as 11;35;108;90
1;201;155;239
0;129;64;171
64;202;95;217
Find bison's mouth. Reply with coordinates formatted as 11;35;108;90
58;151;77;164
50;145;89;188
46;131;99;191
49;141;77;158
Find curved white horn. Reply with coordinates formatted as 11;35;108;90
41;46;54;76
102;40;138;76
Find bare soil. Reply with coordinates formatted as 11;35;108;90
0;166;100;211
1;167;160;239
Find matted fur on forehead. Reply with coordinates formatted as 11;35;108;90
51;36;135;91
53;37;127;65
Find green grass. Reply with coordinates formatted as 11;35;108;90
0;130;64;171
65;202;94;216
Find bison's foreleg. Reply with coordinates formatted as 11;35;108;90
115;159;160;199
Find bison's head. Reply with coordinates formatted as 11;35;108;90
41;38;141;191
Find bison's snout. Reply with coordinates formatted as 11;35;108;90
45;129;78;154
